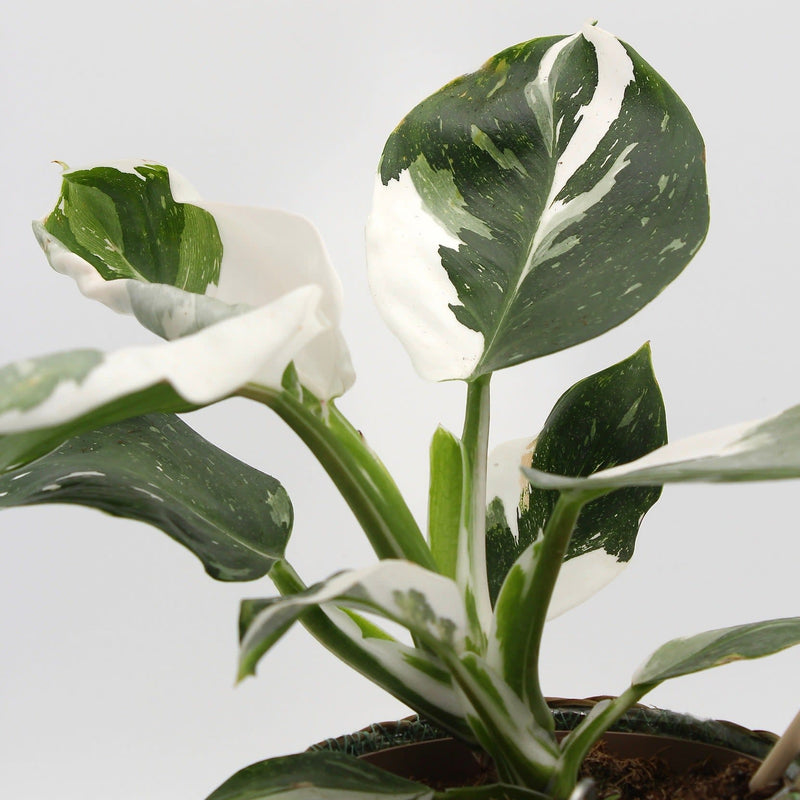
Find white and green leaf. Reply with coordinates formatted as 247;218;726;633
524;403;800;491
244;560;473;739
633;617;800;688
204;750;434;800
238;560;469;680
486;345;666;613
36;161;354;399
447;652;558;788
0;288;326;471
0;413;292;581
367;23;708;381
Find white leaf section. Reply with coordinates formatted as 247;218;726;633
35;161;354;400
486;436;536;539
365;170;484;381
0;286;327;433
519;23;636;281
525;405;800;490
240;560;469;664
548;549;626;617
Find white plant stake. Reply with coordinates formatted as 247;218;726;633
3;21;800;800
751;710;800;792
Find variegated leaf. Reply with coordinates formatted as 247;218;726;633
449;652;558;787
204;750;433;800
486;345;666;614
36;160;354;399
0;414;292;581
238;561;469;680
367;23;707;381
263;561;473;739
0;289;325;472
633;617;800;688
524;403;800;491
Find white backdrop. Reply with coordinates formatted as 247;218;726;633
1;2;799;798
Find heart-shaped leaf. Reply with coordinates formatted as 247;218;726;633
205;750;433;800
0;413;292;581
523;403;800;491
37;160;354;399
633;617;800;688
486;344;666;613
367;23;708;381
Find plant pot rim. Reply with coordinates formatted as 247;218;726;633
309;698;800;792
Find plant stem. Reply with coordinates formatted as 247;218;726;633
457;374;493;645
550;686;650;799
268;560;476;741
240;384;436;571
523;492;587;728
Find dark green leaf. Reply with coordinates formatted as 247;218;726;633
368;24;708;381
487;344;666;610
205;750;433;800
0;413;292;581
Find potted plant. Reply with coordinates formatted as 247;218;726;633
2;19;799;800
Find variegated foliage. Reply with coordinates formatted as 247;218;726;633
5;20;800;800
485;345;666;613
36;160;354;401
0;414;292;581
367;22;708;381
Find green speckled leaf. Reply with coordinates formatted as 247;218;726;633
205;750;433;800
633;617;800;688
487;344;666;611
0;413;292;581
367;24;708;381
44;162;222;291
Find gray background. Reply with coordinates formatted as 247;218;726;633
1;1;798;797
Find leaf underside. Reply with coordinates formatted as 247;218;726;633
634;617;800;687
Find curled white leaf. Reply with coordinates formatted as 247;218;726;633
34;160;354;400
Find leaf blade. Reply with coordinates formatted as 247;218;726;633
633;617;800;688
487;344;666;612
204;750;434;800
0;288;327;471
238;561;469;680
0;413;292;581
367;24;708;380
524;403;800;491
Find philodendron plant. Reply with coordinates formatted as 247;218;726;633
4;20;800;800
